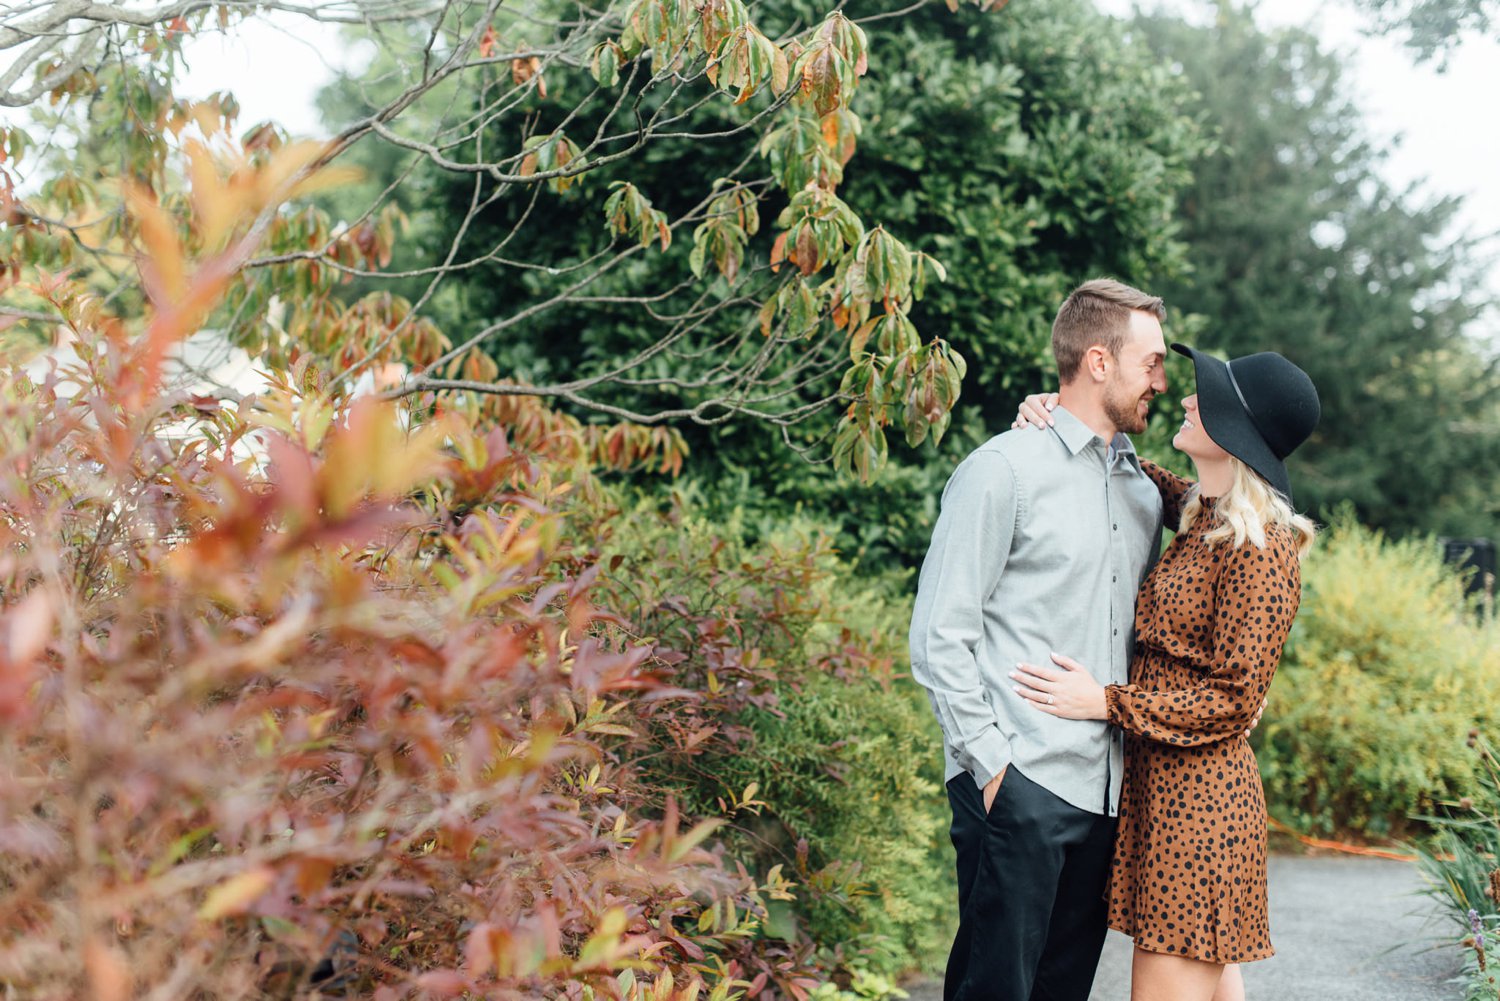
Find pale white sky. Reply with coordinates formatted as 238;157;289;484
171;14;365;137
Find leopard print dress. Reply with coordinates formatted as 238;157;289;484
1102;460;1302;965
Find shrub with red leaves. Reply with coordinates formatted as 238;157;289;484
0;144;820;1001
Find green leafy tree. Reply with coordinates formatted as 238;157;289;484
366;0;1207;568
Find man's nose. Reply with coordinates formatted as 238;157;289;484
1152;370;1168;393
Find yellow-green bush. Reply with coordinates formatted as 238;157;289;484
1257;520;1500;837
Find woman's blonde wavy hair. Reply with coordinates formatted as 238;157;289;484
1179;457;1317;559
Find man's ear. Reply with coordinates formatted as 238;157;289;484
1083;345;1111;384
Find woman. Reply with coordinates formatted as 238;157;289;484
1008;344;1320;1001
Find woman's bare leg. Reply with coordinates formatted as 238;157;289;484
1210;964;1244;1001
1130;947;1224;1001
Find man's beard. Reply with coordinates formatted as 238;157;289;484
1103;384;1152;435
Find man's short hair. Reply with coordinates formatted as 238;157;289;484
1051;278;1166;383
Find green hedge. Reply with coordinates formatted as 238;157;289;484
1257;520;1500;838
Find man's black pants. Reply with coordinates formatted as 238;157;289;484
944;768;1117;1001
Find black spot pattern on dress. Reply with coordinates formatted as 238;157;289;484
1102;460;1301;965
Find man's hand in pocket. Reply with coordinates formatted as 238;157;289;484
983;767;1008;814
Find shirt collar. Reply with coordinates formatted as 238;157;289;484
1050;405;1141;466
1112;434;1143;471
1049;405;1103;455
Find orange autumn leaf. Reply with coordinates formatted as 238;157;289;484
124;183;187;303
793;225;818;275
512;56;546;98
318;398;451;517
293;856;335;897
769;231;787;273
185;139;239;249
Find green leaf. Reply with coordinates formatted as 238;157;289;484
590;42;622;87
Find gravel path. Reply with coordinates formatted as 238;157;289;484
903;856;1464;1001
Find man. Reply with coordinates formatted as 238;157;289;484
909;278;1169;1001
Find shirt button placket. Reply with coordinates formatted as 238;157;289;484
1104;453;1119;814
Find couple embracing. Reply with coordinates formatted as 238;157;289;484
909;279;1320;1001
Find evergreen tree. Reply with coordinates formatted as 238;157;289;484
1131;1;1500;537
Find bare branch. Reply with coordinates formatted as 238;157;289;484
1;0;951;475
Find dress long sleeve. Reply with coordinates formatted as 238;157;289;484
1139;458;1194;528
1104;529;1300;747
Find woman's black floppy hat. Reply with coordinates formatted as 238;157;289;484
1170;343;1320;505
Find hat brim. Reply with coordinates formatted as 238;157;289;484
1171;343;1294;504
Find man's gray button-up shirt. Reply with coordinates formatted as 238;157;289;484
908;406;1163;816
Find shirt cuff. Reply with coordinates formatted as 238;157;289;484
964;724;1013;790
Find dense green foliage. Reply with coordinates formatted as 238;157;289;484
382;0;1203;392
593;490;952;976
331;0;1500;556
1128;4;1500;539
367;0;1208;570
1257;521;1500;838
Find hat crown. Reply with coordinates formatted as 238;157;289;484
1226;353;1320;459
